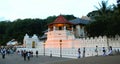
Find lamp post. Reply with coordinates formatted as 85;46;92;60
60;40;62;57
43;43;45;56
107;36;109;49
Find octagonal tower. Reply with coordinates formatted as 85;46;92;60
45;15;75;48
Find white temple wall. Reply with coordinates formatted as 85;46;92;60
108;37;120;47
21;35;120;58
73;36;108;48
23;34;41;48
24;34;120;49
17;47;120;58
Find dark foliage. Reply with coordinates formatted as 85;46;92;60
86;0;120;37
0;15;76;45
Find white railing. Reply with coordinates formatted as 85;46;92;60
16;47;120;59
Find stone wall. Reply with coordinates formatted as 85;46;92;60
17;47;120;58
73;35;120;48
20;35;120;58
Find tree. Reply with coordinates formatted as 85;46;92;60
86;0;120;37
0;15;76;45
95;0;112;16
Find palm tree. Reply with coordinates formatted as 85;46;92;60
95;0;112;16
86;0;113;37
87;0;112;20
116;0;120;14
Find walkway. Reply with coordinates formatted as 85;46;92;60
48;55;120;64
1;54;120;64
0;54;72;64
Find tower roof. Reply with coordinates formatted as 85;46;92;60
48;15;73;26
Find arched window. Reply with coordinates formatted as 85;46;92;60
32;41;35;48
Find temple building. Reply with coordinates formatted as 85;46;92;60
70;17;89;38
21;15;120;58
23;15;90;48
45;15;89;48
23;34;42;48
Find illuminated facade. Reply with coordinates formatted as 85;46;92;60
24;15;120;49
23;15;89;48
45;15;88;48
23;34;41;48
21;16;120;58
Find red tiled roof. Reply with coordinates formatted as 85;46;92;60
48;15;73;25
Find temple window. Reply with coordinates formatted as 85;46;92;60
59;26;62;30
32;41;35;48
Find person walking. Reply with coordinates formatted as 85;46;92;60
36;50;38;57
31;51;33;57
78;48;81;58
108;46;113;56
95;46;98;56
102;47;106;56
83;47;85;58
27;51;31;61
1;48;6;59
23;50;27;61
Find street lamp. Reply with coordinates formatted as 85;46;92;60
107;36;110;50
60;40;62;57
43;43;46;56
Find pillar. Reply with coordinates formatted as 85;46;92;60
53;26;56;31
64;26;66;31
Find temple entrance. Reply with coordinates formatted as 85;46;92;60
32;41;35;48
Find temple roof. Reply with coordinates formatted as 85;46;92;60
69;18;89;25
48;15;73;26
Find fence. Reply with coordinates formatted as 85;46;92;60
17;47;120;59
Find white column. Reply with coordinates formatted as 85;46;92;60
53;26;56;31
76;25;81;37
48;28;50;32
64;26;66;31
82;27;85;37
72;27;73;32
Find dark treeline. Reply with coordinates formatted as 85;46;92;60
0;15;76;45
86;0;120;37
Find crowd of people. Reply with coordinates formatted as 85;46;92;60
0;47;39;61
1;46;120;60
16;50;39;61
0;47;16;59
77;46;120;58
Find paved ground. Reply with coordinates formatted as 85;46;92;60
1;54;120;64
0;54;72;64
48;55;120;64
